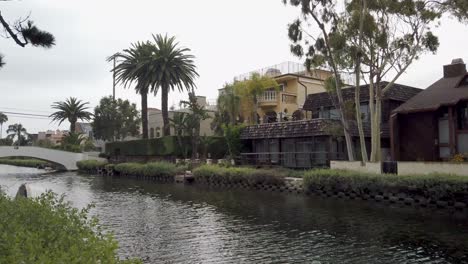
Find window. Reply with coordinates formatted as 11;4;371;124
360;103;370;122
457;103;468;129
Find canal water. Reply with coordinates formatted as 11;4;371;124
1;165;468;263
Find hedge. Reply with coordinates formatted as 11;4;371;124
105;136;227;159
114;162;182;178
0;191;140;263
76;160;108;172
303;169;468;202
0;158;50;168
192;165;286;186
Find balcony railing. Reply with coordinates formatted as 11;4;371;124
258;90;277;103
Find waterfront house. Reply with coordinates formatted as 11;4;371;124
240;82;422;168
391;58;468;161
222;62;341;124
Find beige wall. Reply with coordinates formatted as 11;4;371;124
398;162;468;176
147;108;215;138
331;160;468;176
330;161;382;174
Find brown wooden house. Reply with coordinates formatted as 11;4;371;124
240;82;422;168
391;59;468;161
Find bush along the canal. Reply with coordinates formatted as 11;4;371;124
113;162;182;181
303;169;468;208
76;160;108;173
193;165;287;190
0;158;50;168
0;191;141;263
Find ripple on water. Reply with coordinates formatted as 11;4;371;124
1;167;467;264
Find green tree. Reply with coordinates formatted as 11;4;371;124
149;34;199;136
0;5;55;69
234;73;279;124
342;0;468;162
180;92;210;159
0;112;7;139
0;191;140;263
219;83;241;125
92;96;140;141
222;124;245;160
170;112;190;158
108;42;155;139
50;97;92;132
6;123;29;147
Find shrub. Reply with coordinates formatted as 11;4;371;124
193;165;286;186
0;191;140;263
113;162;180;179
0;158;50;168
76;160;108;171
303;169;468;201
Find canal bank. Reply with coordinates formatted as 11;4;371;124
1;164;468;263
77;160;468;212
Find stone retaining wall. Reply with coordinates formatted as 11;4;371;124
90;167;467;212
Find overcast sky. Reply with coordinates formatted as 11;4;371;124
0;0;467;135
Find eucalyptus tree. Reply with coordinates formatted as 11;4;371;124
109;42;155;139
0;112;7;139
284;0;468;162
283;0;357;161
343;0;468;162
50;97;92;132
0;1;55;69
149;34;199;136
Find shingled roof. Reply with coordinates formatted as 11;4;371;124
303;82;422;111
240;119;389;139
393;60;468;114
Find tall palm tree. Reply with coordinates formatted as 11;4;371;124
108;42;156;139
6;123;28;147
0;112;8;139
218;84;240;125
50;97;92;132
150;34;198;136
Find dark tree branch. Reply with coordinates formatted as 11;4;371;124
0;11;27;47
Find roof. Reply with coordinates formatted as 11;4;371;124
240;119;389;139
393;74;468;114
303;82;422;110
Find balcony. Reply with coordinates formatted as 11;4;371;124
258;90;278;106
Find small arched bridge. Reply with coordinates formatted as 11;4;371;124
0;146;106;171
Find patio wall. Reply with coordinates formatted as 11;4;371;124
331;161;468;176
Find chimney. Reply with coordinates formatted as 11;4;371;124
443;58;466;78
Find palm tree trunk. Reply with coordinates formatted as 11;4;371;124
141;92;149;139
70;122;76;133
162;86;170;136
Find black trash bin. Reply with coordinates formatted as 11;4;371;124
382;161;398;174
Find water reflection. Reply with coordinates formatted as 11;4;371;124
1;165;467;263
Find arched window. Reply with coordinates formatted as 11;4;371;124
156;127;161;138
150;128;155;138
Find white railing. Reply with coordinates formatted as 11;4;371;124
258;91;277;102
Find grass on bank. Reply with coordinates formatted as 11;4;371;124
0;158;50;168
114;162;185;178
0;191;140;263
